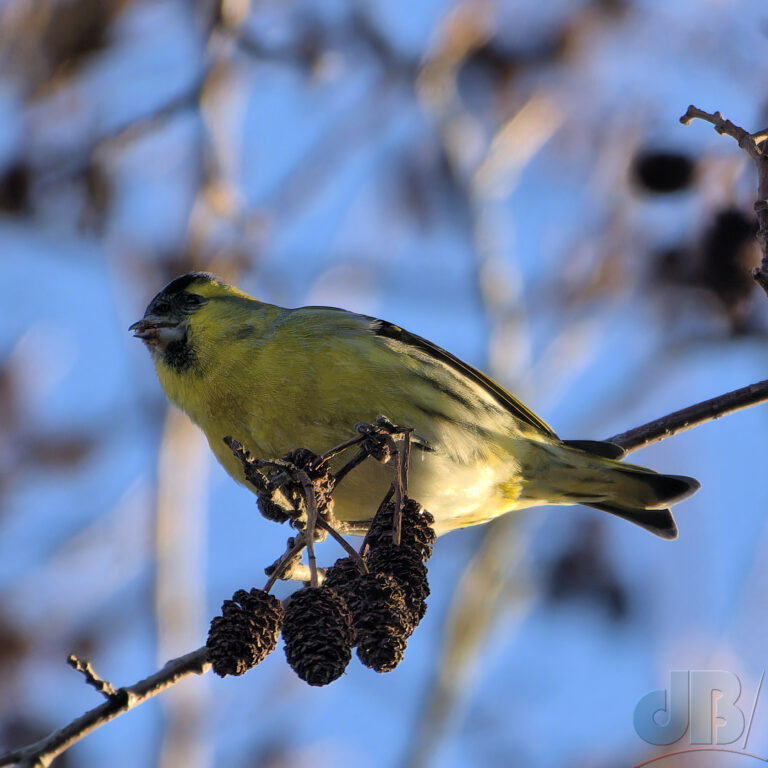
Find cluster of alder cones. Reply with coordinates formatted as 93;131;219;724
206;499;435;685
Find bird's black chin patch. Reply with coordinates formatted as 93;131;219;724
138;321;196;372
162;331;197;372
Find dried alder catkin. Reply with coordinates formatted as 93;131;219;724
325;557;413;672
207;588;284;677
366;545;430;626
353;572;412;673
282;586;354;686
364;497;434;629
365;499;436;561
323;557;365;624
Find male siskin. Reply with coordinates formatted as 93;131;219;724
130;273;699;538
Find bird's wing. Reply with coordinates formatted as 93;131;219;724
369;319;558;438
300;305;557;438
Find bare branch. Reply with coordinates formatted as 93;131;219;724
608;378;768;453
262;535;308;593
315;516;368;567
66;654;118;700
680;105;768;295
679;105;762;159
0;648;209;768
296;469;321;588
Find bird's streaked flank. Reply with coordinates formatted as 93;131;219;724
130;273;699;538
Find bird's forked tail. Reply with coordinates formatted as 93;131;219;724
528;440;700;539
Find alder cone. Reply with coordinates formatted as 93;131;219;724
366;545;430;627
323;556;365;639
207;588;284;677
353;572;412;673
365;499;435;562
282;586;354;686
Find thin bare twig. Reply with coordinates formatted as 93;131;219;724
0;648;209;768
262;535;307;593
66;655;118;700
607;378;768;453
680;105;768;294
391;429;413;547
331;446;370;484
314;517;367;567
296;469;320;588
314;434;366;466
385;436;403;547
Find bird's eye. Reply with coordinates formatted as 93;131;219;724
183;293;207;309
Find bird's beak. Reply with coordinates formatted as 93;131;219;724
130;317;156;339
129;315;176;344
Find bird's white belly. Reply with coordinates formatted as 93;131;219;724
329;445;519;536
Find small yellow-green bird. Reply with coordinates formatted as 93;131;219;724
130;273;698;538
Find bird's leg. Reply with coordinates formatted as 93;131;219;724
357;420;395;463
330;421;398;491
224;437;303;524
228;424;416;585
223;436;271;494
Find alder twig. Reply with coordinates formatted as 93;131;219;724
66;655;118;700
353;418;414;547
314;434;367;466
381;434;403;546
263;535;307;592
315;516;368;567
296;469;320;588
607;378;768;453
395;429;413;547
0;648;209;768
680;105;768;295
329;446;369;484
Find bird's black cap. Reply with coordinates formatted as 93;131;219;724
160;272;218;296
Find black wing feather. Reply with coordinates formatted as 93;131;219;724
563;439;627;459
371;319;558;437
